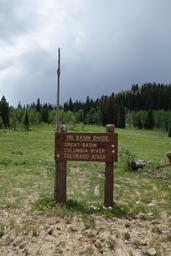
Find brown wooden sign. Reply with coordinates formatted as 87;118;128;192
55;132;118;163
54;124;118;208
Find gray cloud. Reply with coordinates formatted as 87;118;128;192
0;0;171;106
0;0;41;41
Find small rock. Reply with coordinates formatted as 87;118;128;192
55;240;61;247
90;205;98;210
133;238;147;247
71;167;80;174
79;246;89;255
47;217;59;225
4;234;14;245
19;241;27;249
137;213;146;220
107;237;116;250
48;228;53;235
124;232;131;240
79;246;94;255
166;230;171;240
146;248;157;256
151;220;160;225
115;247;130;256
125;222;131;228
95;241;102;249
44;235;56;242
94;184;100;197
23;248;29;256
83;230;95;238
148;201;156;208
68;225;78;232
13;236;23;246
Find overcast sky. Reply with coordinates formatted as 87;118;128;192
0;0;171;106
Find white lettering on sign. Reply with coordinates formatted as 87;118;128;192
64;153;89;160
92;136;109;142
64;148;88;154
64;142;80;147
66;135;110;143
55;132;118;162
82;142;97;148
91;154;106;160
90;148;105;154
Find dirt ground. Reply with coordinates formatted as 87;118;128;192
0;206;171;256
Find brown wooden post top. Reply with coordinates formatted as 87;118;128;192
106;124;115;133
59;124;67;132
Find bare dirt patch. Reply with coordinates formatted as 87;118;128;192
0;207;171;256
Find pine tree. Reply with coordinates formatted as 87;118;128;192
117;105;126;128
24;110;29;131
10;114;17;130
0;96;9;128
137;115;142;129
68;98;73;112
41;104;49;123
144;109;155;130
17;102;22;108
36;98;41;112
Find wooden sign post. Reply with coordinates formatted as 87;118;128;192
104;124;115;207
54;126;67;203
54;124;118;208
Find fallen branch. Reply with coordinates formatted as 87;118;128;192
150;164;170;172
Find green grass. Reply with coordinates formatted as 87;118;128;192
0;124;171;221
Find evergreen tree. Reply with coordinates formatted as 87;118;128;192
75;109;84;123
17;102;22;108
10;112;17;130
0;96;9;128
24;110;29;131
117;105;126;128
41;104;49;123
137;115;142;129
68;98;73;112
144;109;154;129
64;102;69;112
36;98;41;112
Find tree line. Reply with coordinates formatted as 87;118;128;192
63;82;171;135
0;96;76;130
0;82;171;136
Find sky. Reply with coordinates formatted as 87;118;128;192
0;0;171;106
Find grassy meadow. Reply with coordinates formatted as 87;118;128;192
0;124;171;219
